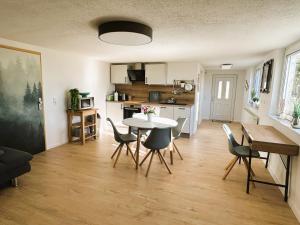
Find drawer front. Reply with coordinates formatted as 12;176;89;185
159;105;174;119
174;106;190;133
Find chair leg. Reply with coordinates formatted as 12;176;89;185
225;157;238;170
242;157;256;188
242;157;256;177
126;143;137;165
158;151;172;174
111;143;122;159
238;157;241;164
145;151;155;177
223;156;238;180
140;150;152;166
265;152;270;168
157;152;163;164
11;178;18;187
173;142;183;160
113;144;123;168
170;150;173;165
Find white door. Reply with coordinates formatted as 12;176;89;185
145;64;167;85
210;75;236;121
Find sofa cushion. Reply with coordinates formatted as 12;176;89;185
0;162;6;174
0;146;33;170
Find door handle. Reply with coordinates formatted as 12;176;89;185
38;97;43;111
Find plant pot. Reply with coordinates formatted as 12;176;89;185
147;113;154;122
291;117;300;129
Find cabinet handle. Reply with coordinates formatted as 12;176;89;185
145;77;148;84
125;77;127;83
178;107;185;110
160;106;166;109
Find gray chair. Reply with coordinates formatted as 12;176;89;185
169;117;187;164
222;124;259;180
139;128;172;177
106;118;137;168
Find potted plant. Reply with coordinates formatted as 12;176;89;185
291;102;300;129
69;88;80;111
143;105;156;122
250;89;259;108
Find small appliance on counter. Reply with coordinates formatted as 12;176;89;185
149;91;161;102
166;97;176;104
78;96;94;110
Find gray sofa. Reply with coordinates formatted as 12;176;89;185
0;146;33;187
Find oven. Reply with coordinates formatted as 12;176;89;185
123;105;141;119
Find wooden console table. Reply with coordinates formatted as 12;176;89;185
67;108;98;144
241;123;299;201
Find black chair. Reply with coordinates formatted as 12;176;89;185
222;124;259;180
106;118;137;168
139;127;172;177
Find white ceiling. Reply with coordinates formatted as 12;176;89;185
1;0;300;69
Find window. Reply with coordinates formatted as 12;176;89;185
225;81;230;99
279;51;300;119
217;81;222;99
249;68;261;105
252;68;261;99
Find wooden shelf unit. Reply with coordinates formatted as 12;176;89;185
67;108;98;145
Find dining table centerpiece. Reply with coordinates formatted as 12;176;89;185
143;105;156;122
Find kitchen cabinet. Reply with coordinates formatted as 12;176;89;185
106;102;124;126
145;64;167;85
167;62;199;84
158;105;174;119
111;65;130;84
173;106;191;134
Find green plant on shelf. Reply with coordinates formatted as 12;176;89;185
69;88;79;111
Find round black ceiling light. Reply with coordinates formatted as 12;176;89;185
98;21;152;46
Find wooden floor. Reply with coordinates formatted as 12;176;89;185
0;121;299;225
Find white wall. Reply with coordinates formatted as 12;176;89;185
0;37;113;149
202;69;245;122
241;45;300;221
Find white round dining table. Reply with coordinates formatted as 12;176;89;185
122;113;177;169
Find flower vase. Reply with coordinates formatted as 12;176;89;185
291;117;300;129
147;113;154;122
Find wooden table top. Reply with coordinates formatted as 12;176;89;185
241;123;299;156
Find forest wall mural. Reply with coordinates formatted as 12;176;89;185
0;46;45;154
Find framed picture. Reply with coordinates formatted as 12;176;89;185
260;59;274;93
0;45;45;154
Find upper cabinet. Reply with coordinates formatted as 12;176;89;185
111;64;130;84
145;63;167;85
167;62;199;84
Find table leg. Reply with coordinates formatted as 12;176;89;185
241;134;244;145
284;155;291;202
246;148;252;194
135;129;141;170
